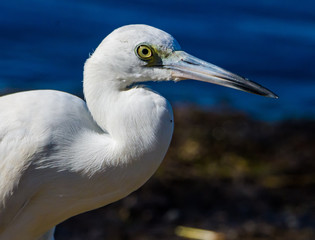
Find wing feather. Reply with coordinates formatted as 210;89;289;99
0;90;93;235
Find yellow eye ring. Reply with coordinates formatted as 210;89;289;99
136;45;153;60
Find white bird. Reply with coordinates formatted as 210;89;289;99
0;24;277;240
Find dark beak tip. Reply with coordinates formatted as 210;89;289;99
265;91;279;99
273;94;279;99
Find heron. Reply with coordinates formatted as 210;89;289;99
0;24;277;240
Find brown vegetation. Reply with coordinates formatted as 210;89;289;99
56;107;315;240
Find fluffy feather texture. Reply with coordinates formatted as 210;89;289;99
0;24;174;240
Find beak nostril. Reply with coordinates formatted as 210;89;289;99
182;60;199;66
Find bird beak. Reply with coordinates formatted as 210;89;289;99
163;51;278;98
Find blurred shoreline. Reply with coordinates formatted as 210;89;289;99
2;88;315;122
2;89;314;239
53;106;315;240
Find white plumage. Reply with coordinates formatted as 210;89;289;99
0;24;276;240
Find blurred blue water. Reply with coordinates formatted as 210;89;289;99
0;0;314;120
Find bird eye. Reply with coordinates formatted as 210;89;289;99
136;45;153;60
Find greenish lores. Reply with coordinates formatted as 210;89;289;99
135;43;165;66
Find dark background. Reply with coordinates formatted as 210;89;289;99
0;0;314;239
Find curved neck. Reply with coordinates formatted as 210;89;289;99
83;58;174;159
83;58;127;133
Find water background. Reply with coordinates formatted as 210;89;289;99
0;0;314;120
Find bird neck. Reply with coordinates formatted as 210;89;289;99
83;57;127;133
83;59;174;159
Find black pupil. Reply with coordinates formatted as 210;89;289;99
142;48;149;55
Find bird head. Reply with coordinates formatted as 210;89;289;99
86;24;277;98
